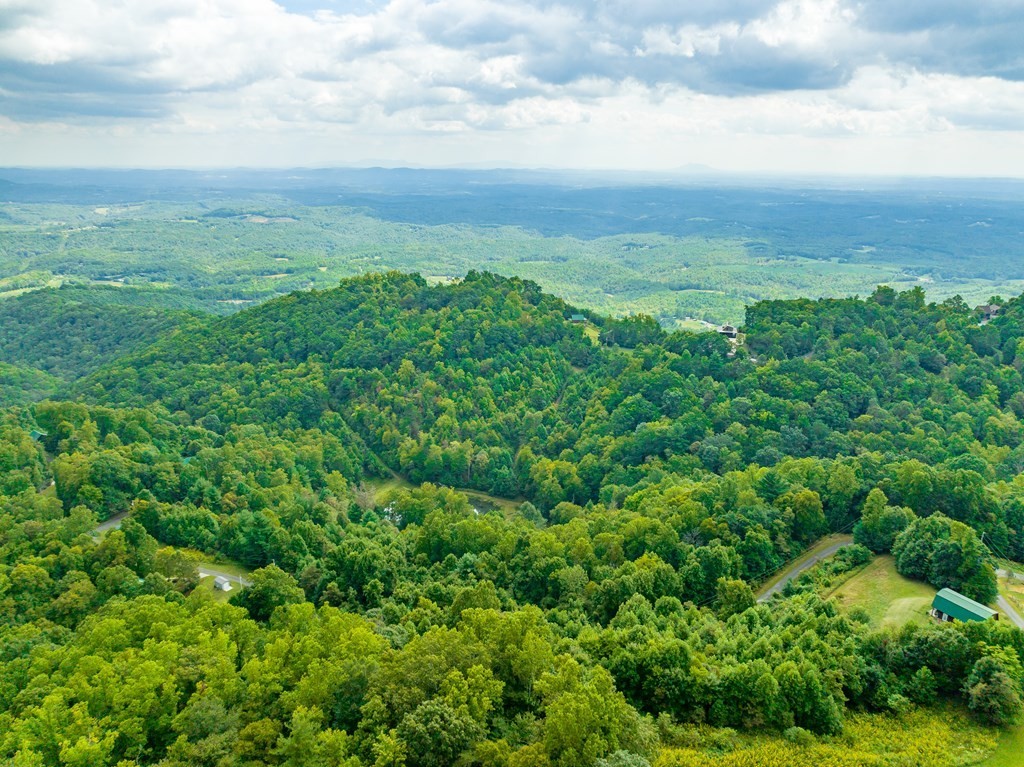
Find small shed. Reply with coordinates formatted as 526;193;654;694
29;429;47;442
930;588;997;623
214;576;233;592
719;324;738;339
570;313;586;324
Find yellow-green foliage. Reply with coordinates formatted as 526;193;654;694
655;710;997;767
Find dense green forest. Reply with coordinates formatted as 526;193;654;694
0;287;201;380
2;272;1024;766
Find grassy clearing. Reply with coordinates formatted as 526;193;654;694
756;533;853;597
195;558;252;579
163;548;251;600
994;557;1024;582
982;721;1024;766
674;319;713;332
458;488;525;514
194;575;236;603
366;475;413;501
826;554;936;628
366;476;524;515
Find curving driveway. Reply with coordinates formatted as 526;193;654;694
91;513;250;588
757;536;855;603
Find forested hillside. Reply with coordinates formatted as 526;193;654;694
0;286;202;402
2;272;1024;766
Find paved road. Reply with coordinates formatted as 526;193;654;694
757;538;855;603
998;568;1024;583
996;595;1024;629
995;569;1024;628
92;511;129;537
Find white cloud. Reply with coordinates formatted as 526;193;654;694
748;0;855;49
0;0;1022;174
638;24;739;58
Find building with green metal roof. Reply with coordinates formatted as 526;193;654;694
930;588;998;623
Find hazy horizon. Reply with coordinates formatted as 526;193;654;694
3;164;1024;186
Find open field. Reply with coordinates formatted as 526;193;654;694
990;558;1024;627
826;554;936;627
152;549;254;601
459;488;525;514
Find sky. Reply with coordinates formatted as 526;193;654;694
1;0;1023;176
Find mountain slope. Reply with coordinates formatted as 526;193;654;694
0;285;205;384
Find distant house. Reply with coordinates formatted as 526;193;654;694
719;324;738;339
214;576;233;592
570;313;587;324
930;588;997;623
976;304;1001;322
29;429;47;442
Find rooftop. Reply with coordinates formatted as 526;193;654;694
932;588;996;622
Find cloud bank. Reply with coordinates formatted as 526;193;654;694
1;0;1022;173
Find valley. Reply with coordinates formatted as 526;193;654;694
2;172;1024;767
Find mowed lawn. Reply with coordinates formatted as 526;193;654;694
982;720;1024;766
826;554;936;627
